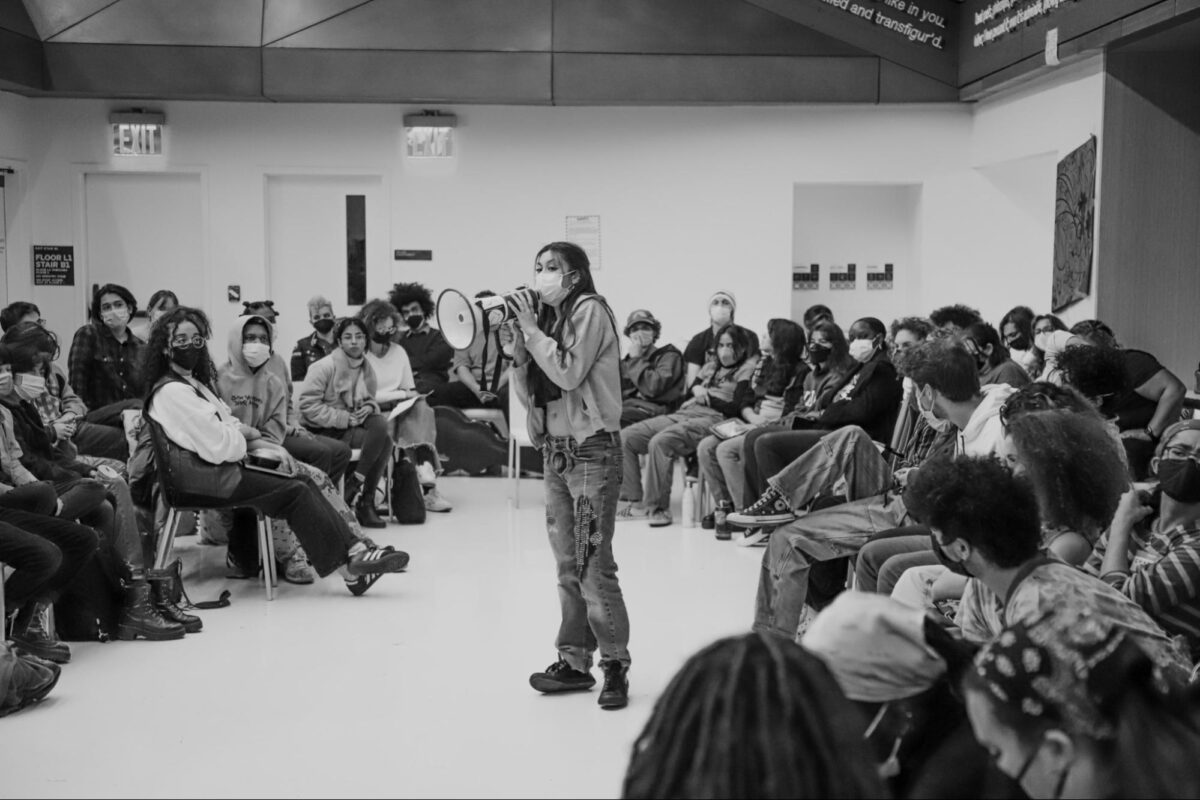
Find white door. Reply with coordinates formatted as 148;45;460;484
265;174;386;363
83;171;205;327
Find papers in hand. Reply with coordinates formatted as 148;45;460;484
387;393;430;421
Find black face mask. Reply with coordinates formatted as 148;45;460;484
371;331;394;345
1008;334;1030;352
931;533;973;577
1157;458;1200;504
405;314;424;331
313;318;335;335
170;346;204;372
809;345;831;364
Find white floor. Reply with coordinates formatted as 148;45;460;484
1;476;762;799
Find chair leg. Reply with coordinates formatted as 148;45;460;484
257;512;276;601
154;507;181;570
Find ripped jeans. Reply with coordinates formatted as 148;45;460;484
543;431;631;671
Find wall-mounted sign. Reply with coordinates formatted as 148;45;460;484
109;110;165;156
867;263;895;289
32;245;75;286
830;263;857;290
793;264;820;290
394;250;433;260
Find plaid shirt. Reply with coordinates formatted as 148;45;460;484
290;332;337;383
30;363;88;441
67;322;146;411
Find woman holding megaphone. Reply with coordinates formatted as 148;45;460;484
510;241;631;711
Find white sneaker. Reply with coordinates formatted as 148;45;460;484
416;461;437;488
647;508;673;528
735;528;770;547
616;502;650;522
423;486;452;512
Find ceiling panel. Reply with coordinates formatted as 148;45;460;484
554;53;880;104
0;25;42;89
262;0;367;45
0;0;38;38
20;0;115;40
878;60;959;102
270;0;551;51
51;0;263;46
41;43;262;98
555;0;868;56
263;49;552;103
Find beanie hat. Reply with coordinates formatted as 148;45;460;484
709;291;736;312
623;309;662;337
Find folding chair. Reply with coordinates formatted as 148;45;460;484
508;380;535;507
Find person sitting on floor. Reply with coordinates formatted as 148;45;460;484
618;308;686;428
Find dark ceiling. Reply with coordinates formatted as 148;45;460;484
0;0;962;104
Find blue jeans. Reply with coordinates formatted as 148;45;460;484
543;431;631;671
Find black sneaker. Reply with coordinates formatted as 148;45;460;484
598;662;629;709
700;512;716;530
727;486;796;527
529;658;596;694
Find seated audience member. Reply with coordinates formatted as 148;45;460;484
801;303;834;335
241;299;279;323
892;405;1128;613
621;631;887;800
1;345;185;642
697;318;805;534
359;299;450;514
390;281;459;406
682;291;760;388
216;314;389;584
962;321;1031;388
1085;420;1200;659
1032;313;1071;382
929;304;982;334
745;339;1011;640
999;305;1040;375
441;290;512;413
802;592;1018;799
130;289;179;340
1071;319;1186;479
618;309;686;427
908;455;1191;680
298;317;393;529
147;307;407;594
618;324;758;527
738;318;903;531
738;319;852;508
2;321;129;460
883;316;937;468
0;302;44;333
68;283;147;429
290;295;338;383
890;316;934;356
966;609;1200;799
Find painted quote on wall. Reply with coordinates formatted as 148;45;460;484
1051;135;1096;312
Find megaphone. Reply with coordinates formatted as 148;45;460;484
436;287;539;350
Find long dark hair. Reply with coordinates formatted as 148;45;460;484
141;306;218;394
761;318;806;396
526;242;610;405
1;321;59;372
964;321;1010;370
622;632;887;799
809;320;852;379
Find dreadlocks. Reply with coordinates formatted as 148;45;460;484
621;632;887;799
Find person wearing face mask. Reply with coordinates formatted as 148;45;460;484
965;608;1200;800
290;295;338;383
618;309;686;428
389;281;460;408
904;455;1190;681
299;317;393;529
358;299;450;515
67;283;146;430
682;291;760;390
1084;420;1200;659
437;290;512;414
999;305;1040;376
129;289;179;341
150;308;408;596
962;321;1031;389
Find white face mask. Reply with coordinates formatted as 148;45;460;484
13;372;45;401
101;307;130;328
710;305;732;326
242;343;271;369
535;270;574;306
0;370;10;396
916;386;952;433
848;338;876;363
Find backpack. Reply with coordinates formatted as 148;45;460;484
390;458;426;525
53;540;125;642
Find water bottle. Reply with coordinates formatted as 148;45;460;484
682;479;697;528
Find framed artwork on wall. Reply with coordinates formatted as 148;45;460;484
1052;135;1097;312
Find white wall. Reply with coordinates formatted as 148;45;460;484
0;90;33;309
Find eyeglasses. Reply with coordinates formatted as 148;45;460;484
170;334;206;349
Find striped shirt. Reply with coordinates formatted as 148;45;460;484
1086;522;1200;658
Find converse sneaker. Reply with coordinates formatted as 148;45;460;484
529;658;596;693
616;502;650;522
598;661;629;709
647;507;673;527
735;527;771;547
727;486;796;527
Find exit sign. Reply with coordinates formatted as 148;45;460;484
112;123;163;156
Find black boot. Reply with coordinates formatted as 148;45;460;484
148;570;203;633
116;579;186;641
355;494;387;529
10;601;72;664
343;472;363;506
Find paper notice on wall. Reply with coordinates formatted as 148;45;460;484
565;215;601;270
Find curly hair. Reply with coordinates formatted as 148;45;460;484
905;455;1042;568
622;632;886;799
929;304;982;331
895;338;980;402
0;302;40;333
1;321;60;370
388;282;435;318
1006;409;1128;535
141;306;217;394
356;298;401;333
1058;344;1129;401
890;316;934;341
1000;381;1098;422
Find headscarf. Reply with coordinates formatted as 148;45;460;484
1156;419;1200;459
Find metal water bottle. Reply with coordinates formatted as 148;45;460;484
682;479;697;528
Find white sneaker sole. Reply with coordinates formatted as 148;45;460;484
735;530;769;547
